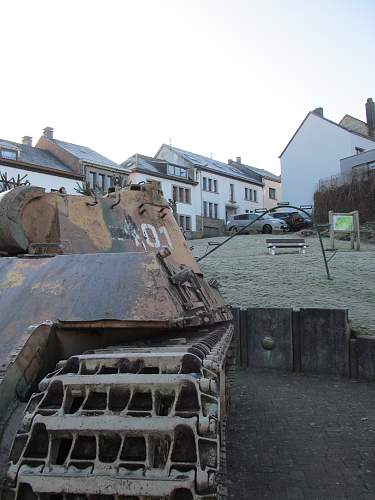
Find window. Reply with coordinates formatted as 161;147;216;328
269;187;276;200
230;184;235;202
0;148;18;160
202;176;218;192
203;201;208;217
89;171;97;188
178;215;191;231
209;202;213;218
245;188;254;201
234;214;252;220
107;175;113;187
167;164;188;178
214;203;218;219
99;173;106;191
254;190;258;203
172;186;191;204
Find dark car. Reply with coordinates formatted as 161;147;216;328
271;211;312;232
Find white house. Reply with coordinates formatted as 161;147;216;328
227;158;282;210
340;147;375;177
280;99;375;207
123;145;277;237
0;129;128;195
0;137;82;194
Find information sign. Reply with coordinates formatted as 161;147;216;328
332;214;354;232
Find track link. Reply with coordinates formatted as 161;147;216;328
4;324;233;500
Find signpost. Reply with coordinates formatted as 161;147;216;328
329;211;360;250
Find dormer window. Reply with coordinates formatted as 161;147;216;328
0;148;18;160
167;164;188;178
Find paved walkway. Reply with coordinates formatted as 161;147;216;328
226;368;375;500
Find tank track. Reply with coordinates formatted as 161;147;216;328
4;324;233;500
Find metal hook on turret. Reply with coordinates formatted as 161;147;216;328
86;190;98;207
110;192;121;209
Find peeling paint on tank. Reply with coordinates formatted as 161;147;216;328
31;281;65;295
1;270;25;288
64;200;112;250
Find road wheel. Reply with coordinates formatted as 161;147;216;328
262;224;272;234
229;227;238;235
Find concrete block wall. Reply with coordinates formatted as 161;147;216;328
233;307;375;380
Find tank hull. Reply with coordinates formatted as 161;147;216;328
0;183;233;499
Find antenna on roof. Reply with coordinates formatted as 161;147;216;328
210;152;213;159
169;138;172;147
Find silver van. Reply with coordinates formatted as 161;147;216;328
226;213;288;234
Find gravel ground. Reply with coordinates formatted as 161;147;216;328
191;234;375;334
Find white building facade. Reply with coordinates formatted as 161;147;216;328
0;163;80;194
123;147;267;237
280;106;375;207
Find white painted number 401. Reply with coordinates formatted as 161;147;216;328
141;224;174;250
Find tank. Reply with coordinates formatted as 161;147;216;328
0;181;233;500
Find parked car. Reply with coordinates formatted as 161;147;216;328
227;213;288;234
271;211;312;232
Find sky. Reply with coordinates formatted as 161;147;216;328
1;0;374;174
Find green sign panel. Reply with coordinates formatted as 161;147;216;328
332;215;354;232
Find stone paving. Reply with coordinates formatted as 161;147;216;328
226;368;375;500
192;234;375;335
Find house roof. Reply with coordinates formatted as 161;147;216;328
0;138;79;176
122;154;198;185
339;114;369;128
339;114;372;136
279;111;375;158
157;144;264;185
123;154;164;175
51;138;120;169
232;163;281;182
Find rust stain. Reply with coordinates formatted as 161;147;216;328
62;198;112;250
0;258;51;289
144;259;160;272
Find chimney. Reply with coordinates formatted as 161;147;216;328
22;136;32;147
365;98;375;131
43;127;54;140
228;159;233;164
313;107;324;117
236;156;241;164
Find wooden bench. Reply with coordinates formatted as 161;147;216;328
266;238;308;255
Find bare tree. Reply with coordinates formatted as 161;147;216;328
0;171;31;193
314;168;375;223
75;175;129;196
